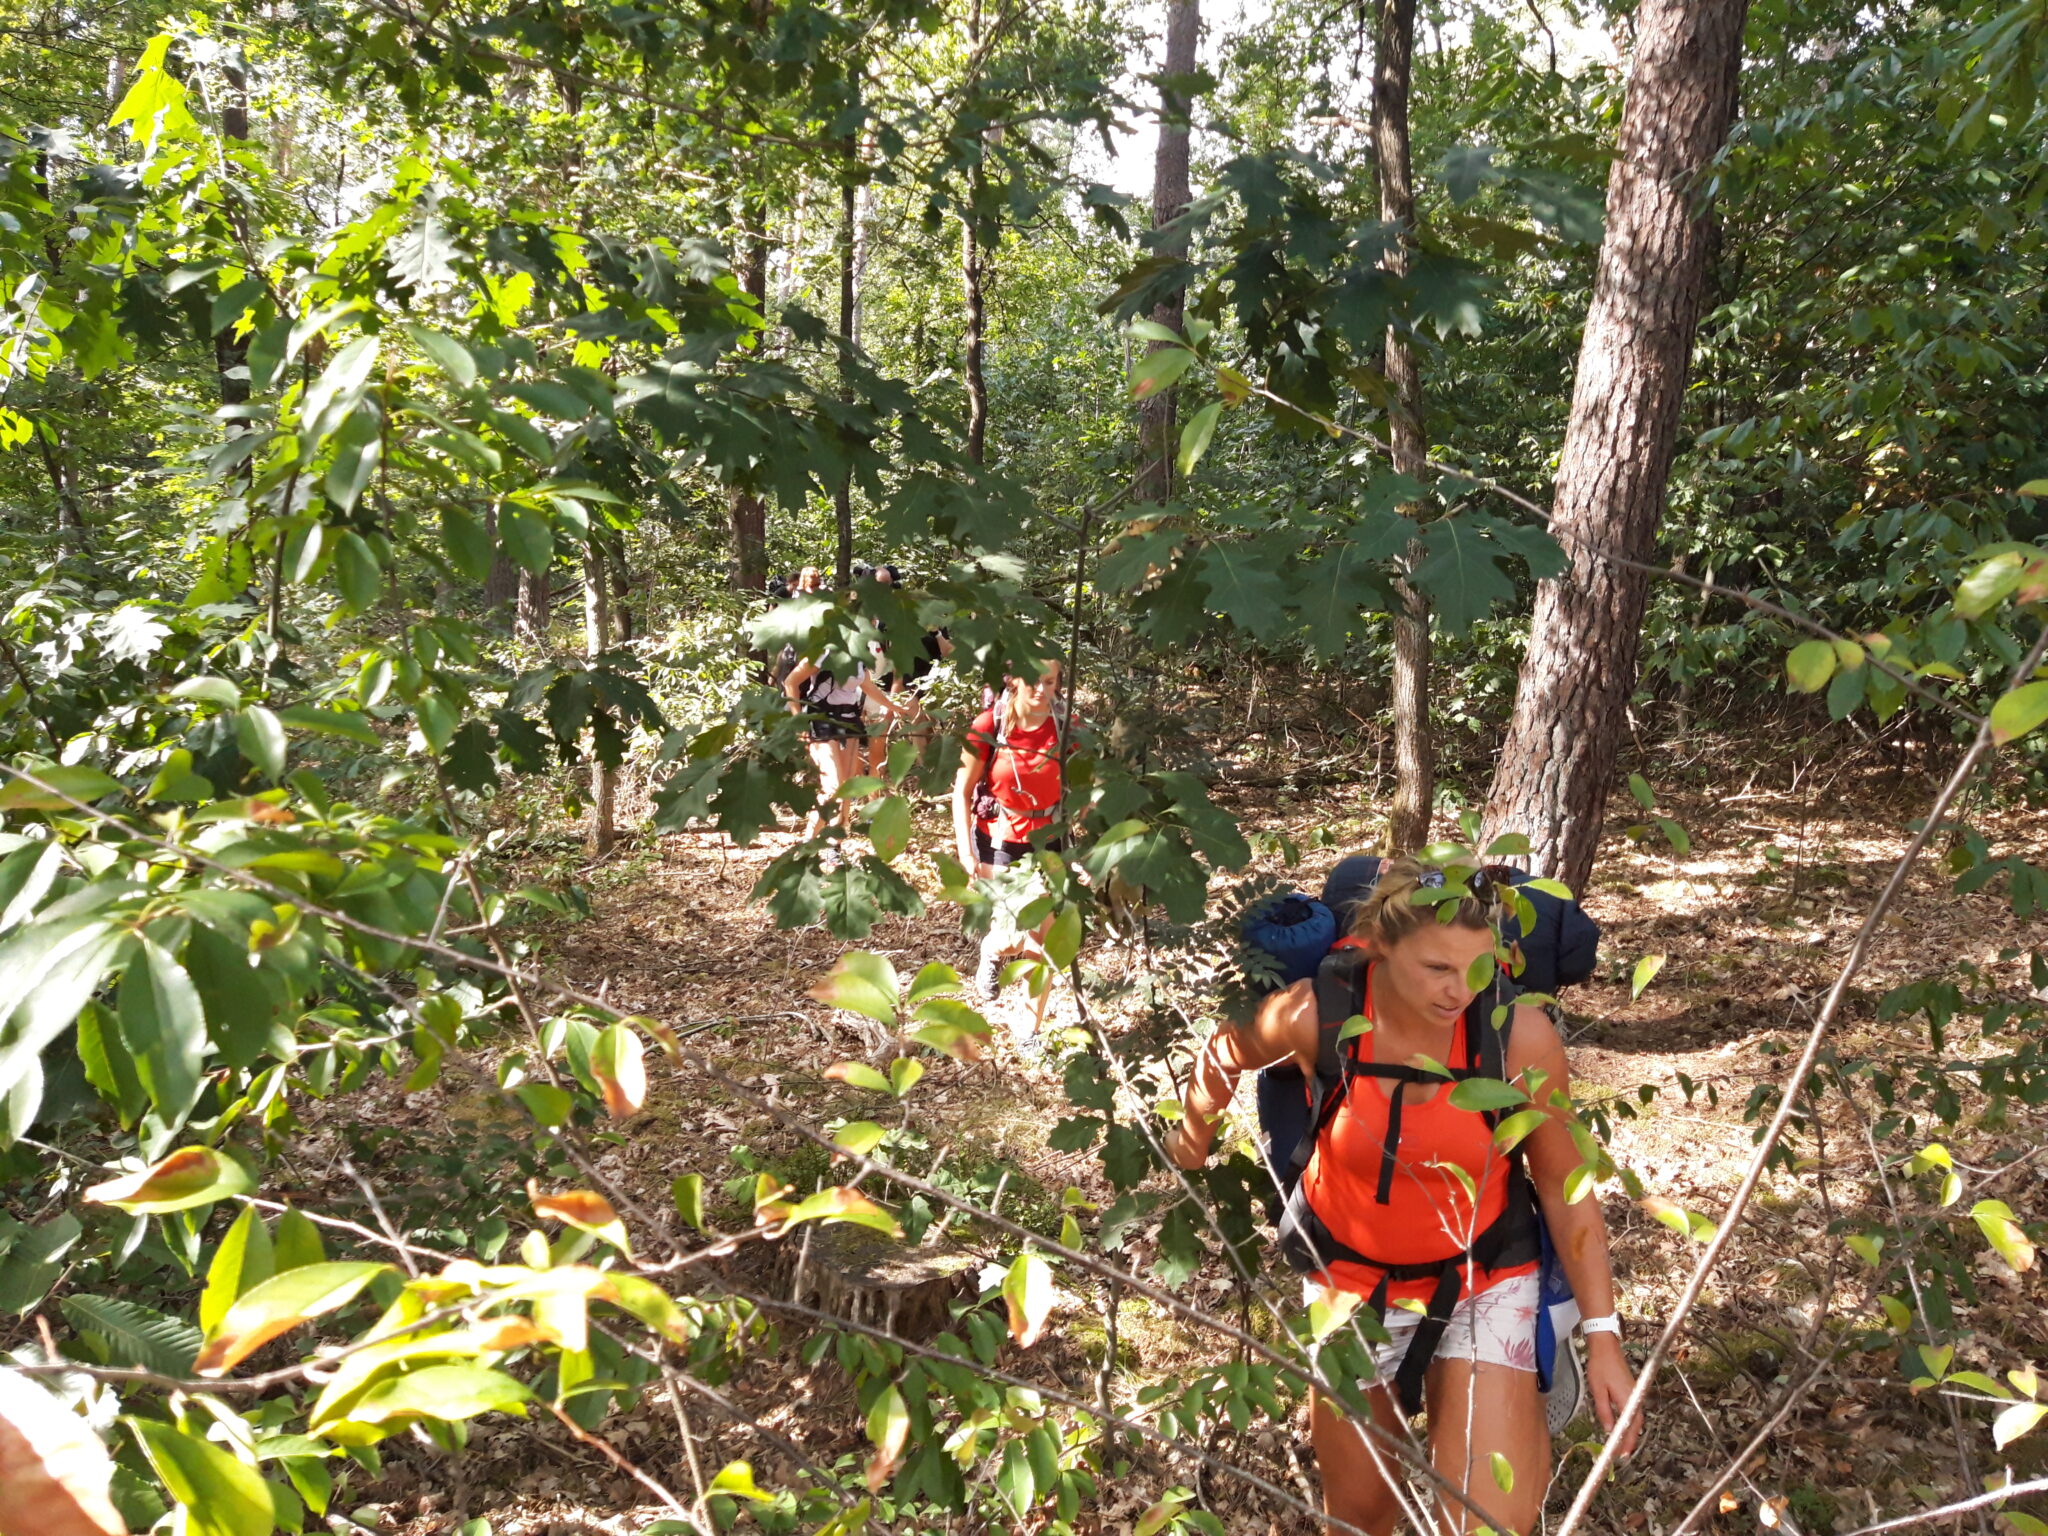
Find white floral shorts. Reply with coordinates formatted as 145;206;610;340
1307;1272;1541;1382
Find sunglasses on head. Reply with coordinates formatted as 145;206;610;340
1415;864;1512;899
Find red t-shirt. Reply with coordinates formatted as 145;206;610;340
967;708;1063;840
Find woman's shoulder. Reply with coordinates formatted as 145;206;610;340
965;707;997;740
1503;1001;1566;1076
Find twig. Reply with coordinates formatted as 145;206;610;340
1835;1477;2048;1536
543;1398;689;1514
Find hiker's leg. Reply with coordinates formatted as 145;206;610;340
802;737;839;839
1310;1385;1409;1536
1423;1358;1548;1535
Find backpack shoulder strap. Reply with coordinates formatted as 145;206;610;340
1287;948;1368;1177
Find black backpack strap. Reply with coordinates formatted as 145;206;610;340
1289;947;1369;1179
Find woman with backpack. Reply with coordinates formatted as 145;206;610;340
1164;856;1638;1536
783;653;903;840
952;658;1065;1004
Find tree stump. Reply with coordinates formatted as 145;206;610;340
777;1221;978;1341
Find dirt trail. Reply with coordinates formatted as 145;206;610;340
429;765;2047;1534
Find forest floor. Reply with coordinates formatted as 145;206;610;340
368;734;2048;1536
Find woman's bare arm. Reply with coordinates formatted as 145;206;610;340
1510;1004;1640;1455
1167;980;1319;1168
951;748;986;873
783;660;816;713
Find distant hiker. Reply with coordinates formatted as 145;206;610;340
1165;856;1638;1536
868;563;950;766
784;653;903;840
952;658;1066;1009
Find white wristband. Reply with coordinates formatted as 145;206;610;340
1581;1314;1622;1337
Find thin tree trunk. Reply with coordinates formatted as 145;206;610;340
584;546;616;854
517;566;551;641
214;68;251;412
727;202;770;591
1482;0;1749;894
1133;0;1198;505
961;0;989;465
37;423;83;544
834;173;857;587
483;502;520;619
609;531;636;643
1376;0;1432;855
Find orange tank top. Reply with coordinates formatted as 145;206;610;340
1298;962;1539;1306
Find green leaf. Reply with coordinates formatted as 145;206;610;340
1654;817;1691;858
1955;551;2026;619
782;1187;902;1238
1044;905;1082;970
63;1295;202;1377
348;1364;534;1427
1994;1401;2047;1450
826;1060;894;1094
1991;681;2048;745
128;1417;275;1536
1784;640;1836;693
1197;544;1291;642
1129;345;1196;401
196;1261;390;1376
443;506;495;582
1489;1451;1514;1494
1631;954;1666;1000
1491;1108;1549;1151
169;676;243;709
403;324;478;388
0;763;122;810
1971;1199;2036;1272
272;704;377;745
1483;833;1530;858
1447;1078;1528;1113
1627;773;1656;811
1410;516;1517;635
1002;1252;1056;1347
332;531;381;611
116;940;208;1124
202;1205;276;1336
810;951;899;1026
832;1121;888;1156
866;795;911;863
271;1207;326;1272
499;503;554;576
1176;400;1223;476
2018;480;2048;497
235;707;288;781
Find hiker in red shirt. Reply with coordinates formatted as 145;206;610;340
1165;856;1638;1535
952;658;1065;1004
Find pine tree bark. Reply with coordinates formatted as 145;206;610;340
1133;0;1198;504
1375;0;1432;855
727;204;770;591
584;545;616;854
1482;0;1748;894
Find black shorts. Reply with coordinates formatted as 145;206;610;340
807;707;863;744
973;826;1065;868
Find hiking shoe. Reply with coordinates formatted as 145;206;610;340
974;945;1003;1002
1543;1337;1585;1438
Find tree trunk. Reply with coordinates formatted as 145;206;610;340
214;69;251;412
1133;0;1198;505
517;565;551;641
609;531;636;643
1482;0;1748;894
961;0;990;465
482;505;520;618
1375;0;1432;855
727;205;770;591
584;546;617;855
834;173;857;587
